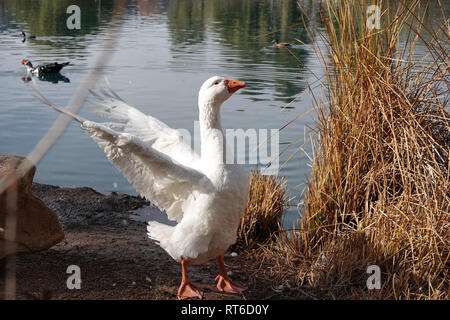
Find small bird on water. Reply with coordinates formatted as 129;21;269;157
21;59;70;75
21;31;36;41
272;40;291;48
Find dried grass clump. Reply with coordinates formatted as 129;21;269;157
248;0;449;299
236;169;288;247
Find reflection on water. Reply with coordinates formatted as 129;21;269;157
21;73;70;84
166;0;310;103
2;0;115;36
0;0;447;227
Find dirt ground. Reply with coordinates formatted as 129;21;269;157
0;183;283;300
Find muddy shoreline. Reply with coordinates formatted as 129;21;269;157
0;183;262;300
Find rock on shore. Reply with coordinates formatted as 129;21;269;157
0;155;64;259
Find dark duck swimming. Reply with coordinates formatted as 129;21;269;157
21;59;70;75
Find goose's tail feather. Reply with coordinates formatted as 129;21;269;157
147;221;174;245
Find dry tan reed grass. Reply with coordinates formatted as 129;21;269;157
236;169;289;248
243;0;449;300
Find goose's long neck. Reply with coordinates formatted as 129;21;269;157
199;101;222;133
198;100;228;164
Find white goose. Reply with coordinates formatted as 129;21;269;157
35;76;249;299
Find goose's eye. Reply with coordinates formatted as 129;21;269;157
213;81;220;85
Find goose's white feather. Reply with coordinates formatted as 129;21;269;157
85;85;204;222
81;120;212;223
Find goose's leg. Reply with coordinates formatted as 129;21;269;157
215;255;247;294
177;259;203;300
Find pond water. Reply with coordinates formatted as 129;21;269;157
0;0;446;227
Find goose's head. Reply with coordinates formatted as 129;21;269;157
198;76;246;108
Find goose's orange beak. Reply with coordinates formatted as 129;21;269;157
224;79;246;93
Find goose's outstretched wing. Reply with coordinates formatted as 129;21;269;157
87;79;201;170
33;89;211;222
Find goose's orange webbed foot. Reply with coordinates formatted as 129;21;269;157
215;255;248;294
178;259;204;300
177;281;204;300
215;274;247;294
